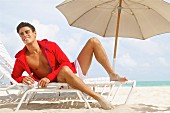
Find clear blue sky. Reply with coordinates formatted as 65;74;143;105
0;0;170;81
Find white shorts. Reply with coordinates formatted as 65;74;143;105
74;59;86;80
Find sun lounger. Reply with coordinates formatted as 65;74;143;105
0;40;136;112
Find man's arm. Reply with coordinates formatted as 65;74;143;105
12;59;26;83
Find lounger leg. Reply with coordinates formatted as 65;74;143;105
110;84;122;102
6;90;9;95
124;86;133;104
100;85;107;95
15;90;32;112
26;92;36;105
124;81;136;104
78;91;91;109
106;84;115;100
76;92;83;101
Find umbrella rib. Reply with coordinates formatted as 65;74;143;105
103;1;120;37
124;0;145;39
128;0;170;23
70;0;116;26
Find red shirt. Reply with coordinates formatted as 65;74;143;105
12;39;77;83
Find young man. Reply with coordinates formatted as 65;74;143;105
12;22;127;110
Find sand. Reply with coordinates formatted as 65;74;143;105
0;86;170;113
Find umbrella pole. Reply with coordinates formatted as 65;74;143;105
113;0;123;71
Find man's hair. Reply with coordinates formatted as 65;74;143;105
16;22;35;33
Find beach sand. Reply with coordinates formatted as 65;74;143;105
0;86;170;113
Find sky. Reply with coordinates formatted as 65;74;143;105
0;0;170;81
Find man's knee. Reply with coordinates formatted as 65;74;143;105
60;66;72;75
89;37;100;45
57;66;73;82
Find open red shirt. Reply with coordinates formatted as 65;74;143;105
12;39;77;83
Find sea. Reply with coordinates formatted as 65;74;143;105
1;77;170;87
135;81;170;87
117;81;170;87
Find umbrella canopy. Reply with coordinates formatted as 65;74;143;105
56;0;170;67
57;0;170;39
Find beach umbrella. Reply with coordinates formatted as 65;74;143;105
56;0;170;69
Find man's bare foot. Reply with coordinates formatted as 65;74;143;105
97;96;115;110
110;74;128;82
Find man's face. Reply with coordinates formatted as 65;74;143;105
18;27;36;44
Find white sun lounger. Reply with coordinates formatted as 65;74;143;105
0;40;91;111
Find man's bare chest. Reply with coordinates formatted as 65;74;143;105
26;52;50;71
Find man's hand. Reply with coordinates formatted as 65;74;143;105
38;77;50;88
22;73;34;86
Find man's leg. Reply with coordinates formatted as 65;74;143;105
77;37;127;81
56;66;114;110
